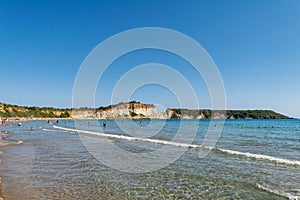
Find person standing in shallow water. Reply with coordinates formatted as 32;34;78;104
103;120;106;128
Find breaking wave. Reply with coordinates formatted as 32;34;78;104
53;125;300;167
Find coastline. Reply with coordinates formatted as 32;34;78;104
0;119;298;199
0;131;7;200
0;102;292;121
0;142;3;200
0;130;24;200
0;130;7;200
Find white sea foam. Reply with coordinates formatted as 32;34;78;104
256;183;299;200
43;128;73;133
53;125;300;167
1;140;23;146
53;125;203;149
217;148;300;167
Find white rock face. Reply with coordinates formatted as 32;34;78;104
94;102;167;119
211;112;226;119
71;102;224;119
72;110;96;119
196;113;206;119
96;108;130;119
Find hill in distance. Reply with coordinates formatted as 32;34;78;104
0;101;291;120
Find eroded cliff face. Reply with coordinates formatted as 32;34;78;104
71;109;96;119
72;104;222;119
94;102;167;119
165;109;225;119
166;109;207;119
0;101;289;119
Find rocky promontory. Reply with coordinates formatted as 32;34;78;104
0;101;291;120
72;101;166;119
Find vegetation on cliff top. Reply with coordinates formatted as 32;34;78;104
96;101;154;111
168;109;290;119
0;103;71;118
0;102;291;119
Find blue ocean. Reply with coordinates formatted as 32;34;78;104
0;119;299;199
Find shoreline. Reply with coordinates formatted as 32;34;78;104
0;102;293;120
0;130;7;200
0;120;298;199
0;117;296;123
0;131;7;200
0;142;3;200
0;130;24;200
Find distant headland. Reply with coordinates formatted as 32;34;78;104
0;101;291;120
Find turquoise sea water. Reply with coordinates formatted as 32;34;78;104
0;119;299;199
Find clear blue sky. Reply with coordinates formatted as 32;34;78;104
0;0;299;118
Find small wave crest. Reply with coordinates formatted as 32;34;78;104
42;128;75;133
53;125;300;167
53;125;204;149
0;130;23;146
216;148;300;167
256;183;299;200
2;140;23;146
0;139;23;146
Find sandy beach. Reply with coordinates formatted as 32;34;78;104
0;120;298;199
0;129;25;200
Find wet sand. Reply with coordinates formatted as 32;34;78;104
0;137;4;200
0;129;23;200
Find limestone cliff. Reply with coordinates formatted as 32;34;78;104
0;102;291;119
95;101;167;119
